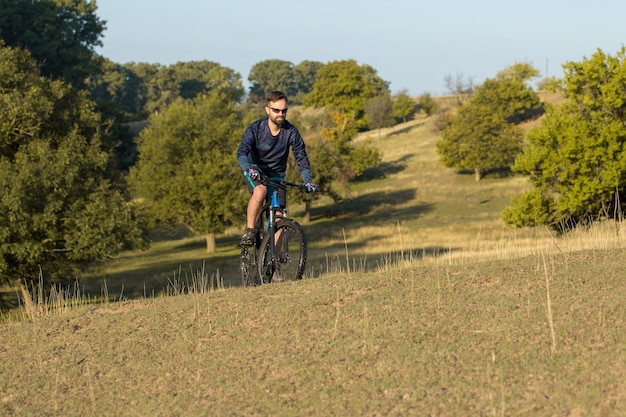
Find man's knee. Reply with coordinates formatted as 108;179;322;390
250;186;267;203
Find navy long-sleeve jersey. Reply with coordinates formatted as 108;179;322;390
236;117;312;184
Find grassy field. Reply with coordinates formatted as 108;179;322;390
65;110;542;299
2;103;626;415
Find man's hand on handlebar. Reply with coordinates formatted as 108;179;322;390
304;182;317;193
246;167;260;181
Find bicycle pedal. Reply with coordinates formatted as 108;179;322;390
272;270;284;282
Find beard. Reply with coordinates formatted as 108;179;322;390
270;114;285;127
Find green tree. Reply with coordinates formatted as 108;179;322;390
316;111;381;198
436;103;524;181
88;58;142;117
292;60;323;103
472;62;542;123
172;61;244;103
0;44;146;285
496;61;541;82
248;59;296;103
85;57;142;176
417;92;439;116
128;92;246;252
303;60;389;128
366;93;395;140
503;47;626;229
0;0;105;90
138;61;244;116
122;62;160;119
437;62;541;181
392;90;417;121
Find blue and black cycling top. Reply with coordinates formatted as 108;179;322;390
236;117;312;184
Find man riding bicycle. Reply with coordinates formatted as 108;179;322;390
236;91;317;247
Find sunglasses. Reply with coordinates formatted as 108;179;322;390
269;107;288;114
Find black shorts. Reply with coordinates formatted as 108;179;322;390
245;177;286;208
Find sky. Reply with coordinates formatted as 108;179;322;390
95;0;626;96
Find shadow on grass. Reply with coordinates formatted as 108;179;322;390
0;289;19;312
1;176;438;310
357;154;414;181
79;234;244;300
310;188;431;225
1;236;460;313
77;186;435;300
387;121;424;137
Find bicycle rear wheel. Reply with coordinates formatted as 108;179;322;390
257;218;307;283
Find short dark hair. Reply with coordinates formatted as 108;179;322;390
266;91;288;105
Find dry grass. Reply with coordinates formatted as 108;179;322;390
2;95;626;415
2;247;625;415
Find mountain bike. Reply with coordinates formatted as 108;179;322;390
240;177;308;287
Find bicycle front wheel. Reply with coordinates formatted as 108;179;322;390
240;245;260;287
257;218;307;283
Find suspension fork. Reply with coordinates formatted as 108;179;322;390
268;188;281;259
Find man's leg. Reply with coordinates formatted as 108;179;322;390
241;184;267;246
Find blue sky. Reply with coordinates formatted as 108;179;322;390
96;0;626;96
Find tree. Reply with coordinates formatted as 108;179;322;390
128;92;246;252
292;60;323;104
121;62;160;119
496;61;541;82
248;59;296;103
444;72;474;105
366;93;395;140
246;59;323;105
136;61;244;116
392;90;417;122
472;62;542;123
0;44;146;285
85;57;142;177
303;60;390;128
314;111;381;198
0;0;105;90
88;58;144;118
437;103;524;181
417;92;439;116
502;47;626;229
437;62;541;181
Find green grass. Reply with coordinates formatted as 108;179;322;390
2;108;626;415
74;114;540;298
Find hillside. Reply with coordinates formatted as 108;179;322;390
2;247;626;415
3;93;626;415
68;91;608;300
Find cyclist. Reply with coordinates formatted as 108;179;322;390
237;91;317;247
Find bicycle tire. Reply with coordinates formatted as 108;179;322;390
240;245;260;287
257;218;307;283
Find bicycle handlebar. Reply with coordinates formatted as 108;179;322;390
259;176;307;192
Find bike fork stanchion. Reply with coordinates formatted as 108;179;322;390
261;189;281;284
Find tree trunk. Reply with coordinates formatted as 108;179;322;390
205;233;216;253
474;168;482;182
304;200;311;224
